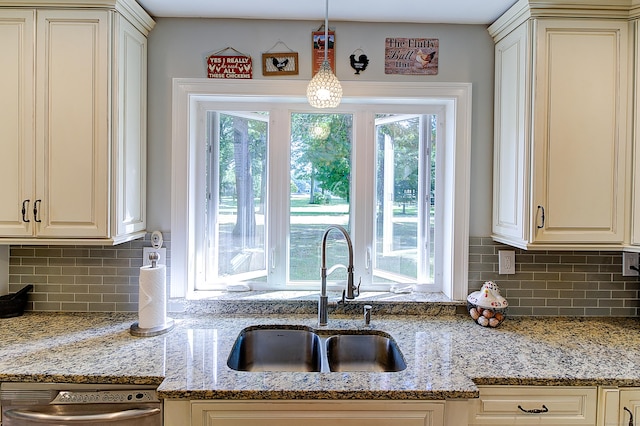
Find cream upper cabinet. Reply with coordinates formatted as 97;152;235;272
0;10;35;238
490;2;630;250
632;19;640;247
0;1;153;245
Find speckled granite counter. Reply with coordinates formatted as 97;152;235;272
1;311;640;401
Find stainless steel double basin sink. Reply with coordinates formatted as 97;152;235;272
227;325;406;373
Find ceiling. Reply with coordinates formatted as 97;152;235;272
136;0;519;25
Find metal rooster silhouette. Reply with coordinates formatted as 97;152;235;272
349;53;369;75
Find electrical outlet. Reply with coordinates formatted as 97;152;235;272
143;247;166;266
498;250;516;274
622;252;639;276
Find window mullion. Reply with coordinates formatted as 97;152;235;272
266;108;291;287
351;110;376;289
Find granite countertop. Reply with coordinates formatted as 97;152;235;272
1;309;640;400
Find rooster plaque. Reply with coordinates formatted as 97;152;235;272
349;49;369;75
262;52;299;76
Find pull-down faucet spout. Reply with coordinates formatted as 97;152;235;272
318;225;360;326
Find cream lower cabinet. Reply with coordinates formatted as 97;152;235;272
0;2;153;245
490;4;630;250
599;387;640;426
468;386;597;425
165;400;449;426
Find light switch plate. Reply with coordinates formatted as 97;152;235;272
498;250;516;274
622;252;639;276
143;247;166;266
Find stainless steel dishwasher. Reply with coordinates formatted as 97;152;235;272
0;382;161;425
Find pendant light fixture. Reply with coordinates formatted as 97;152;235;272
306;0;342;108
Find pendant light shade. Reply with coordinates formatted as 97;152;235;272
307;0;342;108
307;60;342;108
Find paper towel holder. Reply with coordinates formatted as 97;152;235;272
130;318;174;337
130;251;174;337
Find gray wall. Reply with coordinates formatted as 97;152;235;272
145;18;495;237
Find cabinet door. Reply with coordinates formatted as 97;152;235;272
619;389;640;426
492;22;530;247
531;20;628;244
0;10;35;237
113;15;147;237
34;9;110;238
632;20;640;246
191;401;445;426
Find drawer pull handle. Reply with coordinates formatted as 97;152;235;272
21;199;30;223
536;205;545;229
624;406;633;426
518;404;548;414
33;199;42;223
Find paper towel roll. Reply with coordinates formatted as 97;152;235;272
138;264;167;329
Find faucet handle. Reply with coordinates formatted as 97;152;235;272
364;304;372;326
354;277;361;297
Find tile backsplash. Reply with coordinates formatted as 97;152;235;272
468;237;640;317
8;233;171;313
7;234;640;316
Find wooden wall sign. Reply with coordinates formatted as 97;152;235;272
312;29;335;74
385;38;439;75
206;48;252;79
262;52;299;76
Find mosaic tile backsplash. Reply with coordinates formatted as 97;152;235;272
7;234;640;316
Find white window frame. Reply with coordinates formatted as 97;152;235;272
171;79;472;301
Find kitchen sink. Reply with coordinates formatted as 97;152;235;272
325;333;406;372
227;326;406;373
226;326;322;372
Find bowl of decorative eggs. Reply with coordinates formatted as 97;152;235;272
467;281;508;327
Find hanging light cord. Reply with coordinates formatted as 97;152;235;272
323;0;329;63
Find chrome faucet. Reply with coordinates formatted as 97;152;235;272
318;225;360;326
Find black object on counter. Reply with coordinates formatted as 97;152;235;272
0;284;33;318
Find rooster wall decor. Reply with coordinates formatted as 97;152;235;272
349;49;369;75
272;57;289;71
261;51;299;76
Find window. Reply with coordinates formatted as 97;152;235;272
172;80;471;300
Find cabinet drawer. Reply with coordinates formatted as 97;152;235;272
469;386;597;425
191;401;444;426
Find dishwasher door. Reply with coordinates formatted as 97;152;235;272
0;383;162;426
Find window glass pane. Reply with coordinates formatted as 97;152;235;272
206;112;268;284
289;113;353;282
374;114;436;284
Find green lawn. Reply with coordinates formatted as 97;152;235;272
218;194;423;281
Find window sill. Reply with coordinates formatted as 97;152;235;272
168;291;465;316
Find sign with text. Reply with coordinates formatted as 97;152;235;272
312;30;335;74
385;38;439;75
207;55;253;79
